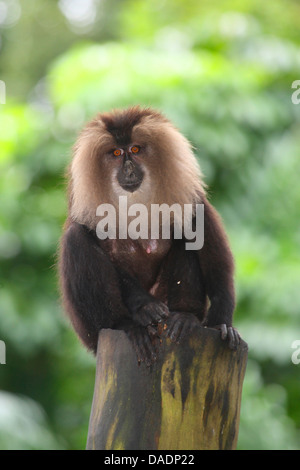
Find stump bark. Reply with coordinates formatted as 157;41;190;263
86;326;248;450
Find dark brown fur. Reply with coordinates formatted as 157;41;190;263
100;106;163;146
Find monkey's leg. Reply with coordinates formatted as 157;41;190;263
60;222;158;362
197;198;240;349
161;240;207;344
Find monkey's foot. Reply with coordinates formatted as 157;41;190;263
165;312;201;344
210;324;241;350
126;325;160;367
134;301;169;328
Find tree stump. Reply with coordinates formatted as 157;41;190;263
86;327;248;450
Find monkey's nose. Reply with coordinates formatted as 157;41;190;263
123;160;135;177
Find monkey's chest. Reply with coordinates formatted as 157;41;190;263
103;238;171;291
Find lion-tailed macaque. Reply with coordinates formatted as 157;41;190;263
59;106;239;366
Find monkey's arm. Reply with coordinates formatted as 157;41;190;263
59;222;133;353
59;221;164;363
197;198;239;348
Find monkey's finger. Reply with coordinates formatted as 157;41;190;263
150;303;169;323
227;327;237;350
231;328;241;350
215;324;228;341
150;310;166;324
133;343;145;364
136;339;151;365
127;328;148;364
129;333;145;363
140;329;158;365
147;325;161;352
165;317;183;343
140;332;158;366
147;324;159;338
235;329;241;345
158;303;170;319
175;320;192;344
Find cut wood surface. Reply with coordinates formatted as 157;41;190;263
86;326;248;450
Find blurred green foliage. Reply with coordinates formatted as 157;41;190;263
0;0;300;450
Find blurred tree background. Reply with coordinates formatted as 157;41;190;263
0;0;300;450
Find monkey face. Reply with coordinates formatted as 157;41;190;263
70;106;205;228
112;145;144;193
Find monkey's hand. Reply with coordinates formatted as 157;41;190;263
126;324;160;367
164;312;201;344
202;322;241;350
133;301;169;328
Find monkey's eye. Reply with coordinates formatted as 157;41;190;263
113;148;124;157
129;145;140;154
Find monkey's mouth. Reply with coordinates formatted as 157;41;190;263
120;181;142;193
